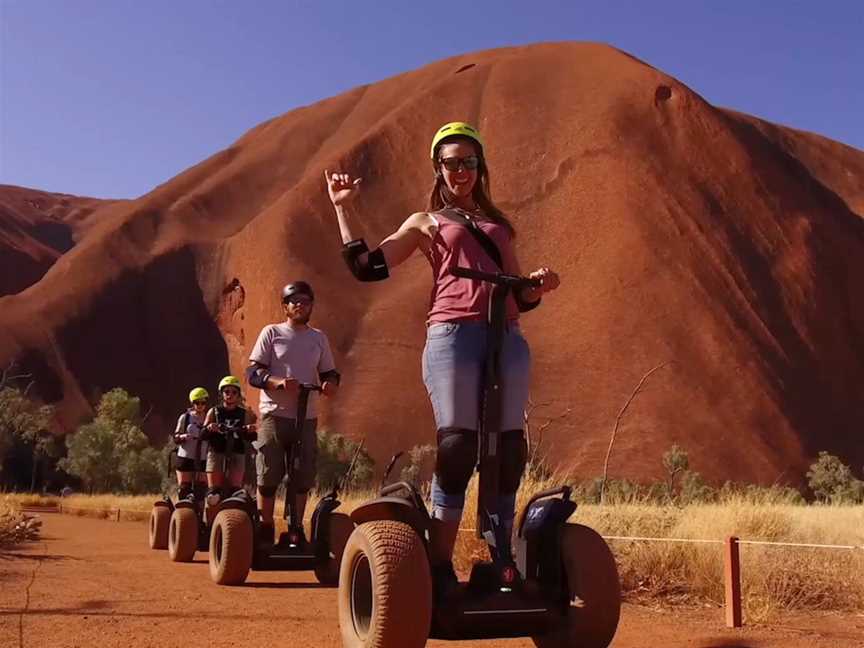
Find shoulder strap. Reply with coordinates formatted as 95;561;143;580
183;412;191;432
436;208;504;271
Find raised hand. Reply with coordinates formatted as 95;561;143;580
325;170;362;206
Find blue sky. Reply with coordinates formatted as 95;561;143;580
1;1;861;199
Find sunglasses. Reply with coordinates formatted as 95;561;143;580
222;388;241;396
438;155;480;172
193;399;208;405
285;295;313;306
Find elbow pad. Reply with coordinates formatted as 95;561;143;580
246;364;271;389
319;369;341;386
342;239;389;282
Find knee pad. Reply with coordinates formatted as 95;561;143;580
206;486;223;507
257;484;277;498
499;430;528;494
178;483;193;500
434;428;478;495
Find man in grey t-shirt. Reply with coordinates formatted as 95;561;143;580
246;281;340;545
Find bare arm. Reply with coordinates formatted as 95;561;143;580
203;407;217;433
326;170;432;272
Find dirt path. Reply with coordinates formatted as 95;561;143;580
0;514;861;648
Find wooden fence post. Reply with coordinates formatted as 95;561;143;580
724;535;742;628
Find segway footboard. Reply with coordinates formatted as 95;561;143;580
430;487;578;640
430;581;557;639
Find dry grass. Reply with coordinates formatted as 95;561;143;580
0;496;42;546
575;494;864;619
5;481;862;617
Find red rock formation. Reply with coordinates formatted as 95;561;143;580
1;43;861;484
0;185;111;296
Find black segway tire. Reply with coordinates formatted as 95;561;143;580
338;520;431;648
148;505;170;550
532;523;621;648
314;512;354;586
209;509;253;585
168;507;198;562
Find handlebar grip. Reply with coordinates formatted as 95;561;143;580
451;266;540;288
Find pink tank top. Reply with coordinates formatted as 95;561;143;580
425;212;520;323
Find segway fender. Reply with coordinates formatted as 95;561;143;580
154;499;174;513
218;494;255;516
515;496;576;587
174;500;196;511
350;497;430;541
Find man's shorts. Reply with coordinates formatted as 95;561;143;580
255;414;318;492
206;451;245;474
175;457;205;473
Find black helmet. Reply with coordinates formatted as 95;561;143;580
282;281;314;303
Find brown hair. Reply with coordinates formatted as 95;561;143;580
427;137;515;238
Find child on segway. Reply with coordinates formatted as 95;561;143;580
172;387;210;501
203;376;257;507
246;281;340;546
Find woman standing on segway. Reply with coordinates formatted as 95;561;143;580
203;376;257;505
172;387;210;500
324;121;560;590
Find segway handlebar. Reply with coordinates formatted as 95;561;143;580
298;383;323;393
451;266;542;289
379;452;404;491
325;438;366;499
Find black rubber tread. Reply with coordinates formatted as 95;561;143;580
314;512;354;586
148;506;170;550
338;520;432;648
208;509;253;585
168;507;198;562
532;523;621;648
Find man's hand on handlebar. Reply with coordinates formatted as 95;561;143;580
322;381;338;397
273;377;300;394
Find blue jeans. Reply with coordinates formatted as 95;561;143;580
422;320;530;523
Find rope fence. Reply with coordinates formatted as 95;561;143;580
460;527;862;628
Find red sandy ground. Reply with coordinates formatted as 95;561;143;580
1;42;863;483
0;514;861;648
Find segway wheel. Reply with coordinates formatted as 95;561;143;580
148;505;170;550
209;509;253;585
168;507;198;562
338;521;431;648
314;512;354;586
532;523;621;648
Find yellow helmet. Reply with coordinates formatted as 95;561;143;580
430;122;484;160
218;375;242;392
188;387;209;403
